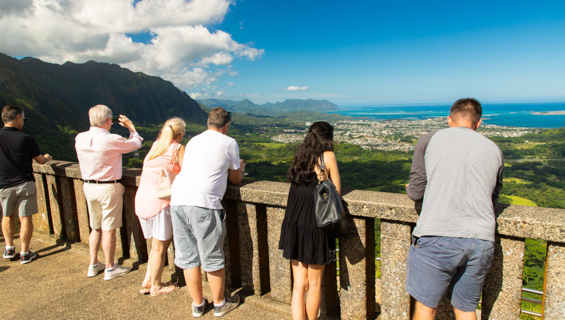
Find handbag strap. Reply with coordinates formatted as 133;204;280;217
318;153;332;183
319;154;327;172
171;143;182;165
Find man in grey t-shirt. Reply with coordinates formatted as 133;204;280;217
406;98;504;320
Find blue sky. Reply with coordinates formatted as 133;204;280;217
2;0;565;106
208;0;565;105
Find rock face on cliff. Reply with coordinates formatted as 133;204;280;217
0;53;208;132
198;98;339;115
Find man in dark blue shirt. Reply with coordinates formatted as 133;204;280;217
0;105;52;264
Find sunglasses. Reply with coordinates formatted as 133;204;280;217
228;112;232;120
23;118;28;123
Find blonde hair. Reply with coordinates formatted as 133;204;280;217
146;117;186;161
89;104;113;127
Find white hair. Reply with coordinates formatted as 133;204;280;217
88;104;113;127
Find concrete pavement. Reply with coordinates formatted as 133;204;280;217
0;234;291;320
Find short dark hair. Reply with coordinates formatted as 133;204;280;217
2;105;24;124
207;107;231;129
450;98;482;125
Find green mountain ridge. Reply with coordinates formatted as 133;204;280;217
197;98;339;115
0;53;207;159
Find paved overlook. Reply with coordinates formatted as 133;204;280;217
0;234;289;320
1;161;565;319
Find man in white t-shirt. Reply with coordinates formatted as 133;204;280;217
170;107;246;318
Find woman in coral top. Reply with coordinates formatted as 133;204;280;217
135;117;186;296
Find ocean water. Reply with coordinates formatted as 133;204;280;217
328;102;565;128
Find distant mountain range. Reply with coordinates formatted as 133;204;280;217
0;53;207;159
0;52;341;160
197;98;339;115
0;53;207;130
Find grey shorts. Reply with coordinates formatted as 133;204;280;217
0;181;38;218
170;205;227;272
406;236;495;312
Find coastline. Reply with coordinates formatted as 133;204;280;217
531;111;565;115
325;102;565;129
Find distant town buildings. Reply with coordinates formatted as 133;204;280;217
271;118;536;151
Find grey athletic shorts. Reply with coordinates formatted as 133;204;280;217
406;236;495;312
170;205;227;272
0;181;38;218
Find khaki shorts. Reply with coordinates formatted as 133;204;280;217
0;181;38;218
83;182;124;231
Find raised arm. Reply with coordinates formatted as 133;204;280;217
114;115;143;154
324;151;341;195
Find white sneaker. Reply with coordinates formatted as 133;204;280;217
87;262;106;277
104;264;131;280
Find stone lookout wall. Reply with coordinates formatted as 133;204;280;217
32;161;565;319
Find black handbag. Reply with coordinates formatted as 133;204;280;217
313;155;348;238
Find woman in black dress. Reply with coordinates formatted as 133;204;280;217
279;121;341;320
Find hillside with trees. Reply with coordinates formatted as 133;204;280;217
0;53;207;159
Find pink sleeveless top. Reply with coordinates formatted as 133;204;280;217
135;141;181;219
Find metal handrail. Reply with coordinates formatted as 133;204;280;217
521;310;542;317
521;287;543;317
522;287;544;295
522;297;543;305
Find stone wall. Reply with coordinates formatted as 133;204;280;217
32;161;565;319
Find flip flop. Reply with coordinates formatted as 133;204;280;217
150;283;179;297
139;287;151;295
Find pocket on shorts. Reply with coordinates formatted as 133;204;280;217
481;242;495;269
433;238;464;253
197;210;211;220
415;236;434;248
112;183;125;196
215;210;227;240
19;181;37;197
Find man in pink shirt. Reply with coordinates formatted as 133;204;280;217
75;104;143;280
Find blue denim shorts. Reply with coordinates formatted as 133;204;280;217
405;236;495;312
170;205;227;272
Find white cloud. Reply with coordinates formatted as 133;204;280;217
284;86;310;91
228;82;236;87
0;0;263;90
200;52;233;66
189;91;206;100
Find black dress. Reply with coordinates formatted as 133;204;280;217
279;179;336;265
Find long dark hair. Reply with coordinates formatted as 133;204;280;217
287;121;334;184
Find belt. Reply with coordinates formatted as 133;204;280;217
84;180;122;184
